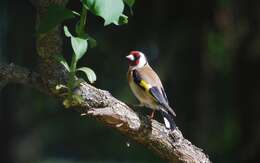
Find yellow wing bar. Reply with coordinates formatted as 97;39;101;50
139;80;151;92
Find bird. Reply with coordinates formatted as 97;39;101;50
126;50;176;130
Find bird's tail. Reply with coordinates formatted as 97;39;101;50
159;109;176;130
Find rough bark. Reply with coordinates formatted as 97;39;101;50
74;82;211;163
0;63;45;91
0;0;212;162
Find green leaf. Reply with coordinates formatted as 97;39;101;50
63;26;88;61
123;0;135;8
72;94;84;104
55;84;68;90
118;14;128;25
77;67;97;83
72;11;81;16
37;5;75;34
54;54;70;71
82;0;125;26
64;26;72;37
71;37;88;61
63;99;71;108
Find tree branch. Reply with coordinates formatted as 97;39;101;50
0;63;45;92
0;61;211;162
72;82;211;163
27;0;212;162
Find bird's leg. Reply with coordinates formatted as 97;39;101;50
149;110;155;119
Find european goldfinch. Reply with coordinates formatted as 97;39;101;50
126;51;176;130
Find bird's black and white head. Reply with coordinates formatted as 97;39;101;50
126;51;147;70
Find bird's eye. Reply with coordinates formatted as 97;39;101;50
134;54;140;60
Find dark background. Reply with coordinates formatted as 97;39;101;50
1;0;260;162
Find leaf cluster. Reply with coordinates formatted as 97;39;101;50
37;0;135;108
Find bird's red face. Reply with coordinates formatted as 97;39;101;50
126;51;148;69
126;51;142;66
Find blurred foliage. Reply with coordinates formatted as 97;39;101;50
1;0;260;163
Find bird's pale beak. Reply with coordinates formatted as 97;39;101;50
126;54;134;61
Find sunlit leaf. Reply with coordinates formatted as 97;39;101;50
54;54;70;71
77;67;97;83
71;37;88;61
63;26;88;61
38;5;75;34
63;99;70;108
82;0;125;25
64;26;72;37
55;84;68;90
72;11;81;16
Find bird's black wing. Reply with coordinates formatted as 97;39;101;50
133;70;176;116
132;70;145;91
161;88;169;103
133;70;168;106
149;87;169;108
